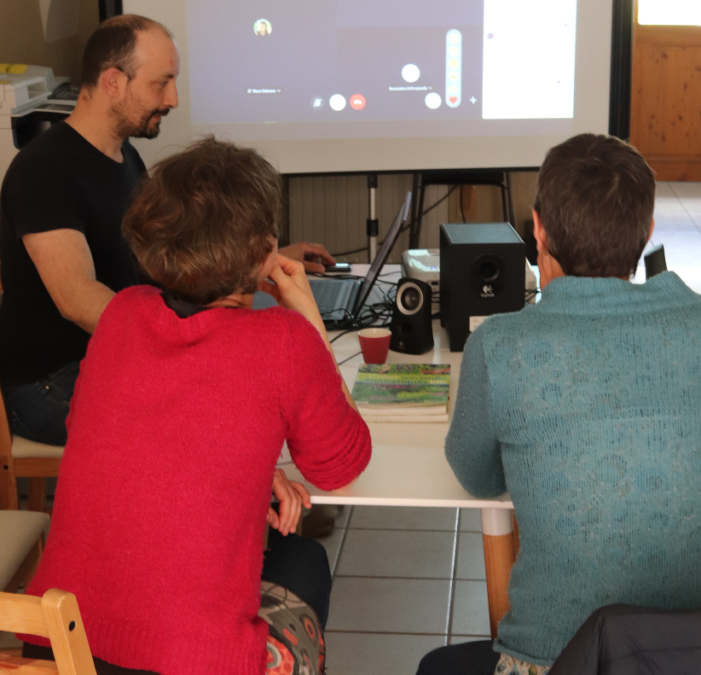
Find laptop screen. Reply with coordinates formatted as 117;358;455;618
352;191;412;315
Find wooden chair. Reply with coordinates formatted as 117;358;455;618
0;589;97;675
0;390;63;512
0;510;50;593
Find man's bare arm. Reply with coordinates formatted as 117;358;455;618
23;229;115;334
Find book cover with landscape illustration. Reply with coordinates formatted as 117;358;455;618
351;364;450;421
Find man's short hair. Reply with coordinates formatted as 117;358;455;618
533;134;656;278
122;138;281;305
81;14;173;90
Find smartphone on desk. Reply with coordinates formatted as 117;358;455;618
324;263;352;274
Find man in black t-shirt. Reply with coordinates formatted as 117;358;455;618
0;15;179;445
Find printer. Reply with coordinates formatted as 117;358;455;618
0;65;73;181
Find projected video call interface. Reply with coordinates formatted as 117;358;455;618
187;0;577;131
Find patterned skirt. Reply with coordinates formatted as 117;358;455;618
259;581;326;675
495;653;550;675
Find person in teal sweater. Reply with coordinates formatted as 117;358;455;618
418;134;701;675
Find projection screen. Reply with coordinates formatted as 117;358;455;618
122;0;614;174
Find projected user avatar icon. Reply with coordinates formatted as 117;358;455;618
254;19;271;36
402;64;420;83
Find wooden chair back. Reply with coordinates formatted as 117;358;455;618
0;389;63;513
0;589;97;675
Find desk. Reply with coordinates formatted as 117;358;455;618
284;265;515;637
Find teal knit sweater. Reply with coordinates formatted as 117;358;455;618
446;272;701;666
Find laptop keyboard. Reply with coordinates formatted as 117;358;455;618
309;279;354;314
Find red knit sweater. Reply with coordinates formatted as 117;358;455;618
24;286;371;675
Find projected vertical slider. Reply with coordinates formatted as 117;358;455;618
445;29;462;108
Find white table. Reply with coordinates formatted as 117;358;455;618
283;265;517;637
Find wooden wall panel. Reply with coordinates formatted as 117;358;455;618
630;23;701;181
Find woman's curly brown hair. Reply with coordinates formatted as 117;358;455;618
123;137;281;305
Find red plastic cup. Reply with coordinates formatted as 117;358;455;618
358;328;391;364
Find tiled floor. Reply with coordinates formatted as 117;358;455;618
318;181;701;675
3;182;701;672
319;505;487;675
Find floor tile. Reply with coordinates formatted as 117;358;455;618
325;632;446;675
450;581;491;637
336;530;456;579
327;577;451;634
334;505;352;529
669;181;701;200
455;533;486;580
651;212;699;233
459;508;483;532
320;527;346;576
654;194;691;214
350;506;458;531
654;182;675;199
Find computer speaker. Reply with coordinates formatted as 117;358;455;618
440;223;526;352
389;278;434;355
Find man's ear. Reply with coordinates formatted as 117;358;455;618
100;67;127;99
648;218;655;243
532;209;549;254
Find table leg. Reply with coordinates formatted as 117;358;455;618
481;508;516;639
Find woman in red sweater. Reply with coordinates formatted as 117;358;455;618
21;138;372;675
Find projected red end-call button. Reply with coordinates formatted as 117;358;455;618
350;94;366;110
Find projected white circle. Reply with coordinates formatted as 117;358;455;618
402;64;420;83
425;92;442;109
329;94;346;111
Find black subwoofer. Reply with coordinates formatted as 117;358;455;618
440;223;525;352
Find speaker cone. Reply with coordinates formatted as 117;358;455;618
397;282;424;315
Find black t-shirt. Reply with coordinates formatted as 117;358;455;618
0;121;145;387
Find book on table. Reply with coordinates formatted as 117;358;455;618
351;363;450;423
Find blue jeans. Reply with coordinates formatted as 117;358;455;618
4;361;80;446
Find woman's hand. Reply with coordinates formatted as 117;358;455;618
262;255;326;333
267;468;312;536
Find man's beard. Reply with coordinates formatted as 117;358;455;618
112;101;170;140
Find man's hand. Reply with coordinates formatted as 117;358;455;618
279;242;335;274
268;468;312;536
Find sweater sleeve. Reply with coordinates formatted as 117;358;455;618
280;313;371;491
445;324;507;498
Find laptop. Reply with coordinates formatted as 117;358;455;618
309;192;412;327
